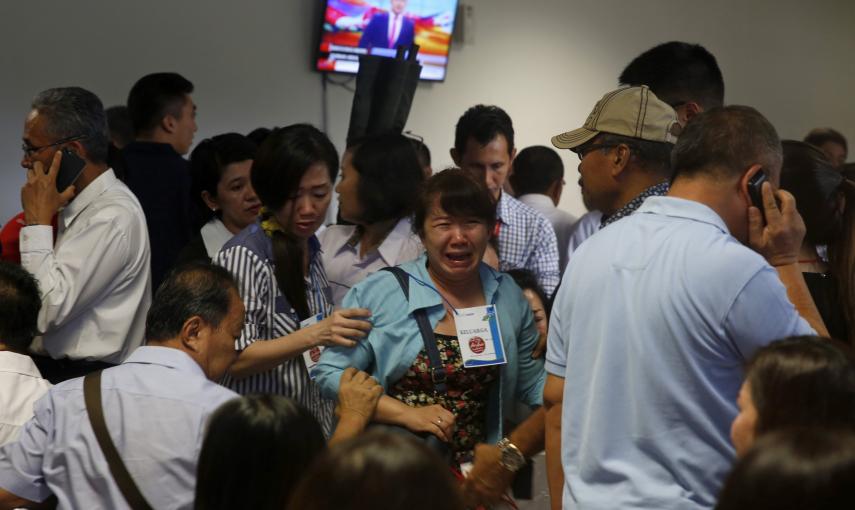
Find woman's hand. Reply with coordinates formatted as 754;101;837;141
310;308;372;348
400;404;456;442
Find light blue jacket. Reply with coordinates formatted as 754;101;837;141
314;254;545;443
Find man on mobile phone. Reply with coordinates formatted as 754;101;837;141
19;87;151;383
545;105;828;509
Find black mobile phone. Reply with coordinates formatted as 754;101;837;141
55;148;86;193
747;169;767;209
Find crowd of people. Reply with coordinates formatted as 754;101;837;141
0;38;853;510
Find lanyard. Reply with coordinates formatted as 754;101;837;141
400;270;499;315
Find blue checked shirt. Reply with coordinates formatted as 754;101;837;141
495;192;560;295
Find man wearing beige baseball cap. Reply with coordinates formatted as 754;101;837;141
551;85;680;231
544;102;828;509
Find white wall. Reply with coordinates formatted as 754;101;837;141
2;0;854;223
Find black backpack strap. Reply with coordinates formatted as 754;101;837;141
84;371;154;510
381;267;447;394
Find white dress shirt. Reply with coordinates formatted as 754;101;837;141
517;194;578;273
318;217;424;307
0;351;51;446
200;217;235;258
20;169;152;363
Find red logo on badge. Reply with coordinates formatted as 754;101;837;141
469;336;486;354
309;347;322;363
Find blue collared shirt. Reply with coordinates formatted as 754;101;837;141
0;346;237;509
496;193;561;296
314;254;545;443
546;196;814;510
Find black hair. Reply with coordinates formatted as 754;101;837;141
127;72;194;136
413;168;496;238
348;132;425;224
252;124;338;320
287;430;465;510
509;146;564;196
804;127;848;154
105;105;134;149
745;336;855;436
454;104;514;156
506;268;551;319
780;141;855;343
619;41;724;110
716;428;855;510
780;141;844;245
189;133;258;229
247;127;274;147
671;106;781;182
145;262;238;342
31;87;110;164
195;395;325;510
408;136;432;169
0;261;42;352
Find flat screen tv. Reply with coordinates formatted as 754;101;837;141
317;0;459;82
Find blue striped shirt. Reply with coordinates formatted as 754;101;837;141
213;223;335;436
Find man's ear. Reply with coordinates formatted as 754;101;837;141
450;147;461;166
680;102;703;125
509;147;517;163
161;114;177;135
738;164;764;206
180;316;205;353
610;144;632;178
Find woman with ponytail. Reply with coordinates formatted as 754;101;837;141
779;140;855;345
214;124;372;435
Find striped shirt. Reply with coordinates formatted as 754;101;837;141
496;192;561;296
213;223;335;435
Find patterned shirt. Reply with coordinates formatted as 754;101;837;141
213;223;335;436
600;181;670;228
495;193;560;295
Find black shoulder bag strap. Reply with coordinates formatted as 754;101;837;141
381;266;447;394
83;371;154;510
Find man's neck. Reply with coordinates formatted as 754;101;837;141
74;163;110;195
135;132;180;153
610;174;667;215
668;175;746;241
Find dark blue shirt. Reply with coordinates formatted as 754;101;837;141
122;142;194;293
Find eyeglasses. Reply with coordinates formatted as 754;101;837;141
22;134;87;158
573;143;620;161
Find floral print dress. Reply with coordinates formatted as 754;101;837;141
389;333;499;465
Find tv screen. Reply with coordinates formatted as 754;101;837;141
317;0;459;82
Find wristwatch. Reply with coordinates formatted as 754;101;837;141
497;437;526;472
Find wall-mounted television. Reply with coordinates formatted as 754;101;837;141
317;0;459;82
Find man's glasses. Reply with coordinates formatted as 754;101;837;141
573;143;620;161
22;134;87;158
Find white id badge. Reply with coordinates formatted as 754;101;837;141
454;305;507;368
300;313;325;377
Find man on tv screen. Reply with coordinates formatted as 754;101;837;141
358;0;415;50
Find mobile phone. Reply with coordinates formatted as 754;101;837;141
55;148;86;193
747;169;767;209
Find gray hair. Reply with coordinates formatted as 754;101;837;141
31;87;110;164
671;105;782;181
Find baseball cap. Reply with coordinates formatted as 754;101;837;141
551;85;681;150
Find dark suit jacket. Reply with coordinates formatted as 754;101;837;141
358;12;415;49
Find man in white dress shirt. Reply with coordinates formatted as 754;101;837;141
510;146;578;273
19;87;151;383
0;262;51;446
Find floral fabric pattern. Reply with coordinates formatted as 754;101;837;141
389;333;499;465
